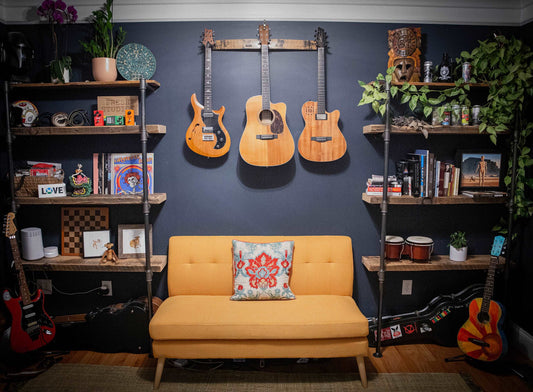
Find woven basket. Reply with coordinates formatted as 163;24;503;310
14;173;65;197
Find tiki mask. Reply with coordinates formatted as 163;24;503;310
387;27;421;83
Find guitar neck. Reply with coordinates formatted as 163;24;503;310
9;237;31;306
480;255;498;314
261;44;271;110
204;45;213;114
317;47;326;115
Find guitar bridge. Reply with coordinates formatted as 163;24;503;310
256;134;278;140
311;136;332;143
202;134;215;141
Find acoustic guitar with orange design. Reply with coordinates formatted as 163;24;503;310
457;235;507;361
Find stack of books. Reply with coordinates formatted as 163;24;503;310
366;175;402;196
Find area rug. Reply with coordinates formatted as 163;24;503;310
12;363;474;392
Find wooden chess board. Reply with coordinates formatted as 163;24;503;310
61;207;109;256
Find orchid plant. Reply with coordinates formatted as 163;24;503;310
37;0;78;83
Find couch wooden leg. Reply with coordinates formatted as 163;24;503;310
153;357;165;390
356;356;368;388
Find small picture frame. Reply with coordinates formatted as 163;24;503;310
118;224;152;259
458;151;503;191
83;230;110;258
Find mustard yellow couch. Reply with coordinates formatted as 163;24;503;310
149;236;369;389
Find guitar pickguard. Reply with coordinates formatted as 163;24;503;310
270;110;284;134
201;110;227;150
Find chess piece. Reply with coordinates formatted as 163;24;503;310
387;27;422;83
100;242;118;264
69;163;92;197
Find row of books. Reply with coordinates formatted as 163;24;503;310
365;175;402;196
92;153;154;195
409;149;461;197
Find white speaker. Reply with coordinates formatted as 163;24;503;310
21;227;44;260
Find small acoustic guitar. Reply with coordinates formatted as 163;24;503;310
186;28;231;158
457;235;508;361
239;23;294;167
3;212;56;353
298;27;346;162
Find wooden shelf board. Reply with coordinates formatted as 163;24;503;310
10;80;160;90
391;81;489;88
362;255;501;271
12;124;166;136
21;255;167;272
15;193;167;205
362;124;508;135
362;193;507;205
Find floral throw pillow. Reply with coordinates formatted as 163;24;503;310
231;240;296;300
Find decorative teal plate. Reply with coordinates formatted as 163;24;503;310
116;43;156;80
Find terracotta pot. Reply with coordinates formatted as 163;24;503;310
92;57;117;82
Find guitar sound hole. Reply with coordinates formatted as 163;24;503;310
259;109;274;125
477;312;490;323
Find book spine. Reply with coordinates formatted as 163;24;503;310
454;168;460;195
92;153;99;195
409;160;421;197
419;155;425;197
434;160;440;197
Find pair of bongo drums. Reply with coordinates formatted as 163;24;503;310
385;235;434;263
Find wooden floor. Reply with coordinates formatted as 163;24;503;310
56;344;533;392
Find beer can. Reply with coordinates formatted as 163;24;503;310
472;105;481;124
451;104;461;126
461;105;470;125
441;106;451;126
423;61;433;83
462;62;471;83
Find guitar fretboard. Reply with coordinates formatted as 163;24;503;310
481;255;498;315
10;236;31;306
317;47;326;115
261;44;271;110
204;44;213;114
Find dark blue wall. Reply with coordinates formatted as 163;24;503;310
2;20;531;335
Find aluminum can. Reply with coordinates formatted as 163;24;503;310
441;106;451;126
431;108;440;125
461;106;470;125
451;104;461;126
462;62;471;83
472;105;481;124
423;61;433;83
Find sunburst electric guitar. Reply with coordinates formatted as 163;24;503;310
3;212;55;353
239;23;294;167
457;235;508;361
186;28;230;158
298;27;346;162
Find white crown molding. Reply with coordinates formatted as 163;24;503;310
0;0;531;26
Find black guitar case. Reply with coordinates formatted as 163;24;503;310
368;284;484;347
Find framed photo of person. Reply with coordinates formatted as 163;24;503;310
83;230;110;258
458;151;503;191
117;224;152;259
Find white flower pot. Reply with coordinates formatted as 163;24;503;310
450;246;467;262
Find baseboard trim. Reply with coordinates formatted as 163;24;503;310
510;322;533;360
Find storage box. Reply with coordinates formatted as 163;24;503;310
14;171;65;197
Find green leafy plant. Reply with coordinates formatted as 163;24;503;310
358;34;533;224
449;231;468;249
80;0;126;58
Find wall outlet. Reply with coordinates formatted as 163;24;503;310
37;279;52;295
101;280;112;296
401;280;413;295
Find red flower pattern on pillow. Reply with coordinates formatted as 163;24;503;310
245;252;280;289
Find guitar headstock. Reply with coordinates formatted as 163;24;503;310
490;235;505;257
315;27;327;49
3;212;16;238
202;28;215;48
258;22;270;45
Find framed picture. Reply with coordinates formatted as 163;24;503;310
118;224;152;259
61;207;109;256
83;230;110;258
458;151;503;191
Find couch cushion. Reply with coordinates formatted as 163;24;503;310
149;295;369;341
231;240;296;300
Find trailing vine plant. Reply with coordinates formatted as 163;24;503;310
358;34;533;225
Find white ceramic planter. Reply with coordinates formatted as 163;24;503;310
450;246;468;262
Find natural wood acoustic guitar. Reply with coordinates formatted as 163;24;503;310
298;27;346;162
3;212;56;353
186;28;231;158
457;235;508;361
239;23;294;167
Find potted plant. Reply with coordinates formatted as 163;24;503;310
449;231;468;262
80;0;126;81
37;0;78;83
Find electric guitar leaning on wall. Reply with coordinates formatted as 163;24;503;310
3;212;56;353
239;22;295;167
298;27;346;162
186;28;231;158
457;235;508;361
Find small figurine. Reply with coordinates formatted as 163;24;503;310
69;163;92;197
100;242;118;264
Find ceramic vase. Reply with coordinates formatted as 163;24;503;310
92;57;117;82
449;246;467;262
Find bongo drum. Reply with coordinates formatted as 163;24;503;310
385;235;404;261
405;236;434;262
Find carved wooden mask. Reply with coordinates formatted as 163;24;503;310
387;27;421;83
